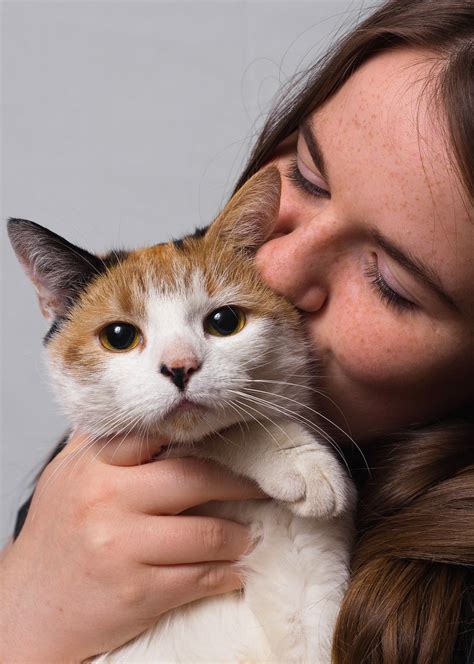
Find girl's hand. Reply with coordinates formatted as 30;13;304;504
0;431;265;663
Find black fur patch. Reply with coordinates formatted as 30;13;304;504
172;226;209;251
13;433;70;539
42;248;129;344
103;248;129;266
191;225;209;239
43;316;67;345
172;238;185;250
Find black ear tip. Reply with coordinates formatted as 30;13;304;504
7;219;55;259
8;217;40;229
7;218;29;245
8;217;33;233
7;217;21;232
7;218;26;244
7;218;51;241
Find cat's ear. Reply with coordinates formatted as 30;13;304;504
7;218;103;321
206;166;281;253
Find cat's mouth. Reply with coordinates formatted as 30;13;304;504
157;395;233;442
165;397;207;419
175;398;201;412
156;397;211;445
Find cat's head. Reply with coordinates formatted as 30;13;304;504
8;167;311;443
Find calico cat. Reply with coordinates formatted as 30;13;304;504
8;167;355;663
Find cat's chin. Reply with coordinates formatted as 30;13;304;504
156;404;245;445
156;407;215;444
154;395;231;442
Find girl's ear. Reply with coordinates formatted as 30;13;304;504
7;218;104;321
205;166;281;254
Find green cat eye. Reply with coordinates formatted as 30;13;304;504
204;306;246;337
99;322;140;352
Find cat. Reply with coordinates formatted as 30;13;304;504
8;167;355;663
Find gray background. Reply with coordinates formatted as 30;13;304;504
1;0;379;543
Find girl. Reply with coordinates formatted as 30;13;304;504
1;1;472;661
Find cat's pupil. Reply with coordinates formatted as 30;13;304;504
206;306;243;336
104;323;137;349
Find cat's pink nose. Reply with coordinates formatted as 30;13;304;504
160;362;200;391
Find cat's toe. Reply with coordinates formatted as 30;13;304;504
286;456;351;519
259;471;306;503
288;473;338;519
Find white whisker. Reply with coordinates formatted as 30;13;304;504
227;383;368;472
230;378;353;438
228;390;351;474
230;398;289;452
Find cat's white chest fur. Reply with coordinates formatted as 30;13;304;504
94;419;355;664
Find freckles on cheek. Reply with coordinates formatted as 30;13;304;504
326;309;437;389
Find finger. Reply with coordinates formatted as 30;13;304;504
125;457;267;514
65;430;168;466
147;561;243;610
134;515;252;565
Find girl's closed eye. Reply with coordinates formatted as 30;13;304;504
287;158;330;199
364;260;418;313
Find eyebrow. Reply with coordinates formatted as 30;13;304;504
370;228;458;310
301;119;329;182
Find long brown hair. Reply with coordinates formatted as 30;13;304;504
234;1;474;661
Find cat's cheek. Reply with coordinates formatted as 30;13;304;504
44;343;116;432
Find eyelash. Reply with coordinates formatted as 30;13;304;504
286;159;330;199
364;262;417;313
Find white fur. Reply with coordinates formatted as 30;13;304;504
47;269;355;663
94;499;352;663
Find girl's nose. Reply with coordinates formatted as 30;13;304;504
256;227;329;313
256;175;343;313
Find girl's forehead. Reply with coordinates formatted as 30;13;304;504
310;48;474;318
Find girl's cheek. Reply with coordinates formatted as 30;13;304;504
314;303;445;390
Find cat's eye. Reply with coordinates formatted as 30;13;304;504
99;322;141;352
204;306;246;337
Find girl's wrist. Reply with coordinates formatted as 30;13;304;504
0;553;81;664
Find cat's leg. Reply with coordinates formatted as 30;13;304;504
195;423;355;663
197;420;355;519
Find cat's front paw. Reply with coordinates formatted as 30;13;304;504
265;449;352;519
